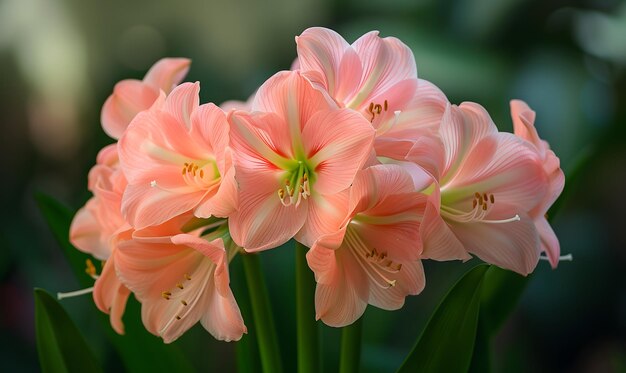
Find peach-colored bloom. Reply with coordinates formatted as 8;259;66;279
115;220;246;343
227;71;375;251
101;58;191;139
510;100;565;268
118;82;237;229
295;27;447;159
68;144;131;334
415;103;549;275
306;165;427;327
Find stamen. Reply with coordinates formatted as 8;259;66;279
176;283;184;289
57;287;94;300
181;300;188;306
85;259;98;279
176;315;181;320
540;253;573;262
440;191;521;225
366;99;390;122
162;291;172;300
185;274;192;281
345;228;400;289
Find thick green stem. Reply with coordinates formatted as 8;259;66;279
296;242;319;373
339;316;363;373
242;253;283;373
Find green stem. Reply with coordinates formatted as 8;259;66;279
339;316;363;373
296;242;319;373
242;253;283;373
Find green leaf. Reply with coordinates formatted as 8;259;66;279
34;288;102;373
397;264;489;373
35;193;195;372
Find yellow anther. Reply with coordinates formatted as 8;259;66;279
490;194;495;204
200;170;204;178
176;315;181;320
176;283;184;289
181;300;188;306
185;274;192;281
162;291;172;300
85;259;97;277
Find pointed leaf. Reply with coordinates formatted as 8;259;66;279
35;288;102;373
397;265;489;373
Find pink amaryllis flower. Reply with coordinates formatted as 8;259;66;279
306;164;427;327
510;100;565;268
101;58;191;139
68;144;131;334
115;220;246;343
118;82;237;229
227;71;375;251
415;102;549;275
295;27;447;157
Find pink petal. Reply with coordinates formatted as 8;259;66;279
347;31;417;108
228;111;295;169
252;71;334;139
446;134;548;213
535;217;560;269
313;247;368;327
143;58;191;93
228;184;308;251
69;200;111;260
368;260;425;310
163;82;200;129
190;103;229;173
296;190;350;249
420;191;470;261
440;102;498;179
510;99;541;150
303;109;375;195
195;165;238;218
122;182;206;230
450;208;540;275
93;255;130;335
101;80;159;139
296;27;351;96
349;165;427;262
403;135;446;183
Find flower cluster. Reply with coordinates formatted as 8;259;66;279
68;27;564;342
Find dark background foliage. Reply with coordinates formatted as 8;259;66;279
0;0;624;371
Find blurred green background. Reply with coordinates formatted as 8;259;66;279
1;0;625;371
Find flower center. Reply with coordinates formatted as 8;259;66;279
181;161;220;188
277;160;313;207
150;160;220;191
440;192;521;224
